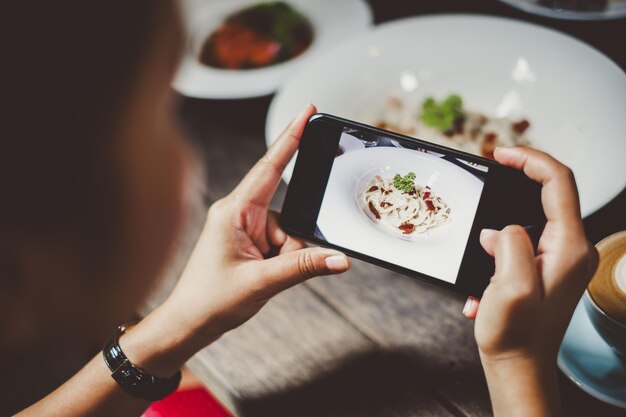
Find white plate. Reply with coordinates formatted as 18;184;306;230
174;0;372;99
499;0;626;21
558;293;626;409
338;132;366;154
317;146;484;284
266;15;626;217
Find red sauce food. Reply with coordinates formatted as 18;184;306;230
368;201;381;220
512;119;530;135
199;2;314;70
481;132;498;159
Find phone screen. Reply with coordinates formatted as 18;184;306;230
281;114;544;296
317;129;488;284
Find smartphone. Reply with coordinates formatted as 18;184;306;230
280;114;545;297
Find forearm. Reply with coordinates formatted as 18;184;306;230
15;301;213;417
15;354;150;417
481;355;561;417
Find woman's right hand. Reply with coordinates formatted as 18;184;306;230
463;147;598;416
119;105;351;378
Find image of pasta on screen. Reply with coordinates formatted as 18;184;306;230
315;129;489;284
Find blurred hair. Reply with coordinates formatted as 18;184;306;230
1;1;162;267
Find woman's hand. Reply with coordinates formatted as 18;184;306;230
121;104;350;376
172;103;349;334
463;147;598;417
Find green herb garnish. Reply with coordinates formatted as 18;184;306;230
241;2;311;46
393;172;416;192
421;94;464;133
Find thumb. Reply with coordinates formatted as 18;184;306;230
463;296;480;320
479;228;499;257
491;225;539;302
250;247;350;296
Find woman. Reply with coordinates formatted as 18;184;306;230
1;1;596;416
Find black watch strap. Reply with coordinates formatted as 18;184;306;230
103;323;181;402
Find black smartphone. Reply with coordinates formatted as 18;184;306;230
280;114;545;297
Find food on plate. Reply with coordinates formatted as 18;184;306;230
363;172;451;236
199;2;314;70
374;94;531;159
421;94;464;133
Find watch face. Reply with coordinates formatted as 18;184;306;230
105;339;180;401
113;361;152;394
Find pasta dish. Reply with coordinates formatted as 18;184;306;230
363;172;452;236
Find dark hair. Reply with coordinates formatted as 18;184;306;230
1;1;162;263
1;1;169;412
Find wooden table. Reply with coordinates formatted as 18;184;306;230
154;1;626;416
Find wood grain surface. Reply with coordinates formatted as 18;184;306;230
188;285;456;417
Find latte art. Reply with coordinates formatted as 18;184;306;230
614;253;626;296
588;231;626;326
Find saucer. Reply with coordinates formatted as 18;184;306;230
558;297;626;409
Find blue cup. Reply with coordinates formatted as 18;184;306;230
583;290;626;358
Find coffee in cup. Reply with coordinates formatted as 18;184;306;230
585;230;626;357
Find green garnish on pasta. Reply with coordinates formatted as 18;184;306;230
393;172;416;192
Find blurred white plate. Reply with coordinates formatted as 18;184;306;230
266;15;626;217
318;146;484;284
499;0;626;21
174;0;372;98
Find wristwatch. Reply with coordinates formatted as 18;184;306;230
103;322;181;401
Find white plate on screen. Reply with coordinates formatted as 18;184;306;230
266;15;626;217
317;146;484;284
338;133;366;155
174;0;372;99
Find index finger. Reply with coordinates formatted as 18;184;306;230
234;104;317;207
494;146;583;236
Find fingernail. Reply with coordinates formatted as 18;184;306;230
494;146;517;156
481;228;497;240
325;255;348;272
298;103;313;117
275;228;287;243
463;297;475;315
